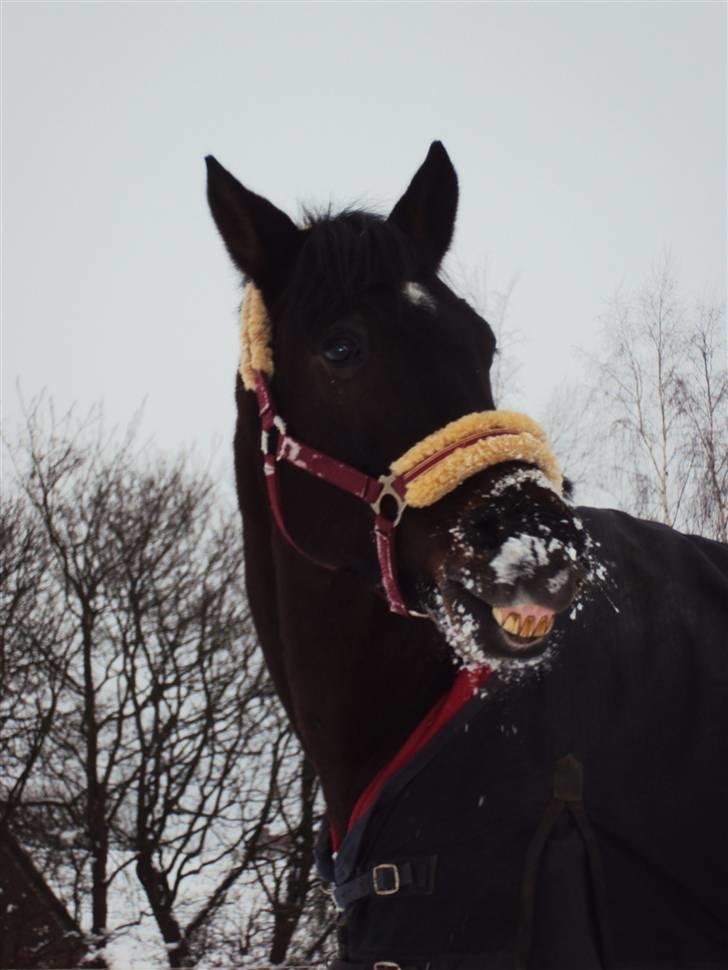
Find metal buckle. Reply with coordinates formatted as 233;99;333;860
371;474;406;526
372;862;400;896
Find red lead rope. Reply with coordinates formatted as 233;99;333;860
253;371;512;617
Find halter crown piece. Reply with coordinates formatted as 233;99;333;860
241;283;563;616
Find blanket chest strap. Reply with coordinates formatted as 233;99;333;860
334;855;437;910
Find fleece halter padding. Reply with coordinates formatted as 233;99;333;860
240;283;563;615
240;283;274;389
392;411;562;504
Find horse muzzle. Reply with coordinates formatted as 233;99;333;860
427;467;585;660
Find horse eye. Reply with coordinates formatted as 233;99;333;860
322;333;361;365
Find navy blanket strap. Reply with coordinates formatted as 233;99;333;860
335;857;438;910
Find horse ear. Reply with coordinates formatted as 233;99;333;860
206;155;301;299
388;141;459;270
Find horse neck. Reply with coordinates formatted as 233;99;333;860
234;382;455;837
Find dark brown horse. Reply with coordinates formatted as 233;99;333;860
207;143;728;969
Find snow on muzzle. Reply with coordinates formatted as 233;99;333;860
486;529;581;647
430;468;585;666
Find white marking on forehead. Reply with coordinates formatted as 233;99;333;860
403;281;436;311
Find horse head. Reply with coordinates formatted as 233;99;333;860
207;142;584;670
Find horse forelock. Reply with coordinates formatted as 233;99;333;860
284;208;420;317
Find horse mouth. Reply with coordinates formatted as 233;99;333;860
433;578;559;662
491;605;555;645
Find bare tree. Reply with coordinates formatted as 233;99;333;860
676;302;728;541
543;259;727;540
192;745;336;968
540;379;601;503
0;496;70;824
450;262;520;407
597;261;688;525
2;399;330;966
251;756;335;966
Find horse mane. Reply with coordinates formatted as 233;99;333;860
283;208;419;316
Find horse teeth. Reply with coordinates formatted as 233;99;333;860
503;613;521;635
521;616;535;638
493;607;554;639
535;615;554;637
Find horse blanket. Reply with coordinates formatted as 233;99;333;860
317;508;728;970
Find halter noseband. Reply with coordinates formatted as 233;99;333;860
242;284;563;617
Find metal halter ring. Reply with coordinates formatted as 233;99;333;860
260;414;287;457
371;474;407;526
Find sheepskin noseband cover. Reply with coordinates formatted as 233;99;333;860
239;283;563;500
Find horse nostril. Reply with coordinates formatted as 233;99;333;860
461;506;506;552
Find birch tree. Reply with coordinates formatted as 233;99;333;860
543;260;727;540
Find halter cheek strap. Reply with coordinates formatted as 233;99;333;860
254;371;414;614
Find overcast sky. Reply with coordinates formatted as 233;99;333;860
3;1;726;486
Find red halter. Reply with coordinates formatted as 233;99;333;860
253;370;515;617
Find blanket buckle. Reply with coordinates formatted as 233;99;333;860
372;863;400;895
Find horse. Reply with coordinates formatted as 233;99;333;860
206;142;728;970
